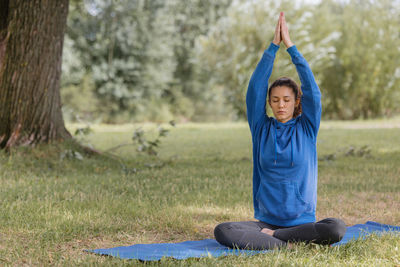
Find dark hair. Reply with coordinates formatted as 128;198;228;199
268;77;302;118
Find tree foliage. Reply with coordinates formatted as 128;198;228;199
314;0;400;119
62;0;232;122
64;0;176;121
62;0;400;121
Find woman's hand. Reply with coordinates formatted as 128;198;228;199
280;12;294;48
272;13;282;46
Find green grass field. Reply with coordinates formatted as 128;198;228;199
0;120;399;266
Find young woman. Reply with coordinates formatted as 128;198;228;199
214;12;346;250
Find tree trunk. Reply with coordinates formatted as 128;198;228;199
0;0;71;149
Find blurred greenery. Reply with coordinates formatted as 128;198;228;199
61;0;400;122
62;0;233;123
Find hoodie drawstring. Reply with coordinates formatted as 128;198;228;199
291;136;294;167
291;126;296;167
273;121;277;165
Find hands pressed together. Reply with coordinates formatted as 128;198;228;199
272;12;294;48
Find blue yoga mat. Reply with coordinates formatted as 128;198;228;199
87;221;400;261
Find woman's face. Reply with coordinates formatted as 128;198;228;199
268;86;299;123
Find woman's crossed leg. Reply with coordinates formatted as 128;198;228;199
214;218;346;250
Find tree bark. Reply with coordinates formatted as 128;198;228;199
0;0;71;149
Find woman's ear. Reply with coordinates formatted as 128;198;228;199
295;98;300;107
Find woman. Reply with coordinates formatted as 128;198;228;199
214;12;346;250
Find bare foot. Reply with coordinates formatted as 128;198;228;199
261;228;293;249
261;228;275;236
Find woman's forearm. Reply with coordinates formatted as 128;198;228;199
287;46;321;135
246;43;279;131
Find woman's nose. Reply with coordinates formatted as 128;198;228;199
279;101;285;107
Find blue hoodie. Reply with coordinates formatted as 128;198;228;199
246;43;321;227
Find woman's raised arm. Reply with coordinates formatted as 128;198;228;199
281;13;321;137
246;14;282;134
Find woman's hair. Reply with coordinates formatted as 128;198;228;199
268;77;302;118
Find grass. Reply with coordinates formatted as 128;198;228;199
0;120;399;266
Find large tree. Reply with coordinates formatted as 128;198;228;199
0;0;71;149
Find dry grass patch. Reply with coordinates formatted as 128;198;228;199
318;192;400;226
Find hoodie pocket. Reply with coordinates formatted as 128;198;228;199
256;180;309;220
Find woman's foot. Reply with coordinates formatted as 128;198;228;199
261;228;293;249
261;228;275;236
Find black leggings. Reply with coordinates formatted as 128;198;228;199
214;218;346;250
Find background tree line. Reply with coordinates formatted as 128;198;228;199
62;0;400;123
